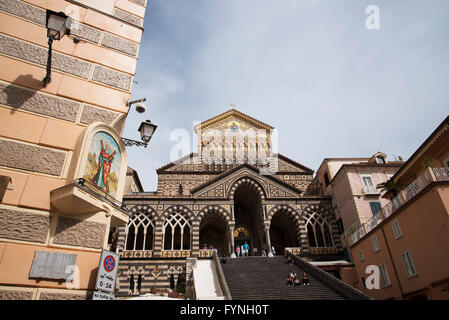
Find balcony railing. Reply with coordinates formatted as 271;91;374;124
349;167;449;245
433;167;449;181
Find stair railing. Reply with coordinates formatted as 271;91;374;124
212;251;232;300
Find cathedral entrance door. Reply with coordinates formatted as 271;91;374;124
233;226;251;256
233;180;265;256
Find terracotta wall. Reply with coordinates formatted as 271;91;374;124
0;0;147;299
351;184;449;299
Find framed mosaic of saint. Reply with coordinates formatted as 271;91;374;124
83;131;122;198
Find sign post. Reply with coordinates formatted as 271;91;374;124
93;249;119;300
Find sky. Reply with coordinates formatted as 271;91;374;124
122;0;449;191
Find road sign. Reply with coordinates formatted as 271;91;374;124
92;291;115;300
95;249;119;293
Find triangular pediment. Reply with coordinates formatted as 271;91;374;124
190;164;302;199
194;109;274;133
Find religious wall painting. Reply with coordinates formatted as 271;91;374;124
83;131;122;198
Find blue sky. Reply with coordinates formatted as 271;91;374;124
123;0;449;191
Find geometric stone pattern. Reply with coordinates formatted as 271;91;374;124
92;65;132;91
0;208;49;243
80;104;121;126
71;23;102;44
113;8;143;27
0;82;81;122
39;291;91;300
0;289;34;300
101;33;139;57
157;173;216;197
0;139;66;176
53;217;106;249
0;0;45;25
274;173;313;193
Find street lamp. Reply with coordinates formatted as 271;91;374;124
43;10;72;87
121;98;158;148
138;120;157;143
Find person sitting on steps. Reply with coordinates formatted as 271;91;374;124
286;274;293;286
301;272;310;286
294;276;300;287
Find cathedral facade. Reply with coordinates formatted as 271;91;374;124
116;109;342;295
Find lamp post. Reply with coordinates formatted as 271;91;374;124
121;98;158;148
43;10;72;87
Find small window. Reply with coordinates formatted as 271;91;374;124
379;264;391;287
371;235;380;252
401;251;417;277
369;201;382;216
361;175;374;187
359;250;365;262
392;220;403;239
376;156;386;164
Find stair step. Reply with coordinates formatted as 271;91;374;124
221;256;347;300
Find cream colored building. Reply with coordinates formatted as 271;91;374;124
0;0;147;300
314;154;403;261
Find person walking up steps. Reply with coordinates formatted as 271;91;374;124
243;242;249;256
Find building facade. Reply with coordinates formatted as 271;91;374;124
0;0;147;300
348;116;449;300
117;109;346;295
314;153;404;261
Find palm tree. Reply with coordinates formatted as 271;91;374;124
377;178;404;198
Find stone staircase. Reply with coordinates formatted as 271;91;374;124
221;256;348;300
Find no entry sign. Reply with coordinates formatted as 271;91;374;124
95;249;119;294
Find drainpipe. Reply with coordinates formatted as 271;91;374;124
380;226;404;299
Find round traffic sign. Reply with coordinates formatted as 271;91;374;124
104;255;116;272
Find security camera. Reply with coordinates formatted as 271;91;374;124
135;102;146;113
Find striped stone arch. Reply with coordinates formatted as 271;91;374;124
195;205;231;224
161;204;195;222
266;204;300;223
227;176;267;200
127;204;158;220
266;204;302;242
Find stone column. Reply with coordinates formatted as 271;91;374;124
230;226;236;258
265;225;273;257
191;221;200;257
